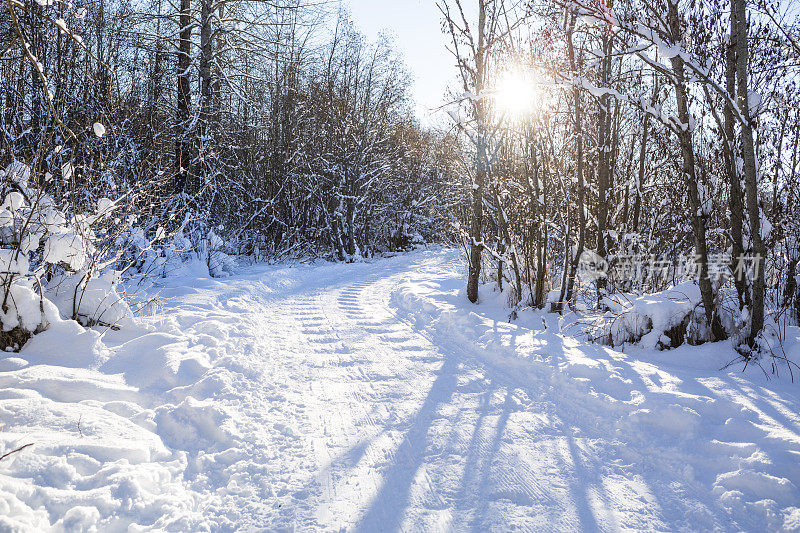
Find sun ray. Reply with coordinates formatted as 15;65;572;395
494;69;538;119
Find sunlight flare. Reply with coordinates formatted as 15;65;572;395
494;69;538;118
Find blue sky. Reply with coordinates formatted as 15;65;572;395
342;0;456;123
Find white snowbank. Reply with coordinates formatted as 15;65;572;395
0;318;233;529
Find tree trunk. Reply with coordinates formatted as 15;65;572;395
723;27;749;309
536;162;548;308
668;0;726;341
200;0;213;122
175;0;192;194
493;186;521;302
732;0;766;345
596;33;613;293
559;14;587;311
466;0;488;303
96;0;109;105
528;141;548;308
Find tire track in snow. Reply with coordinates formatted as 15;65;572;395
292;258;577;532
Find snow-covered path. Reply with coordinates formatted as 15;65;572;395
2;248;800;531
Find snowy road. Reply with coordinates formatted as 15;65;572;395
2;248;800;530
153;249;551;530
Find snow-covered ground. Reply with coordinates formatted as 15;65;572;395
1;248;800;531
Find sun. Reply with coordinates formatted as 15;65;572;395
494;70;538;119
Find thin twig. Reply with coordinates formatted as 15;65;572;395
0;442;33;461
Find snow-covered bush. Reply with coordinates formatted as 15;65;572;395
206;229;237;278
588;282;738;350
0;161;132;350
114;207;241;280
46;271;133;329
124;218;238;280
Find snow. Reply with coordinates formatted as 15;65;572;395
2;192;25;212
593;282;706;349
46;272;133;327
95;198;115;220
43;231;90;271
0;282;56;335
0;248;799;530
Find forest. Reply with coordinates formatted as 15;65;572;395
0;0;797;354
1;0;800;529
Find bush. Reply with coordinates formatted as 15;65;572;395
588;282;737;350
0;161;132;349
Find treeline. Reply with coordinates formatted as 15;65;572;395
4;0;798;354
440;0;799;351
0;0;460;262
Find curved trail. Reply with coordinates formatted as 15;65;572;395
148;248;800;531
157;250;590;530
